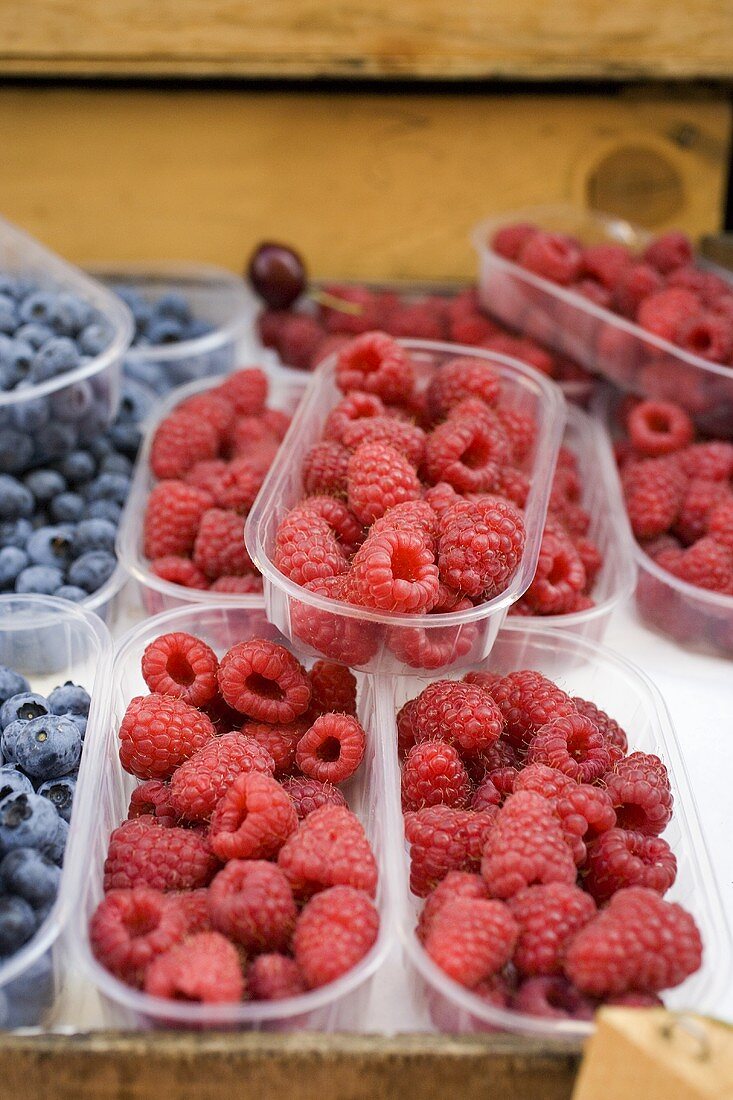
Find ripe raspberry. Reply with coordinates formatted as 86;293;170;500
612;262;664;318
709;496;733;551
295;713;366;784
323;392;386;444
210;574;263;593
484;333;555;377
411;680;503;756
572;535;602;590
175;888;212;934
144;931;244;1002
471;769;514;811
335;332;415;403
387;301;446;341
281;776;348;819
118;694;214;780
426;357;501;420
481;791;576;898
209;859;296;952
193;508;254;580
150;556;209;590
213;457;267;514
676;311;733;363
462;669;502;694
524;530;586;615
583;828;677;902
425;897;518;988
678;441;733;481
404;805;497;897
209;772;297;861
674;536;733;591
519;231;583;285
319;285;387;335
248;953;306;1000
438;497;526;599
565;887;702;995
571;697;628;755
674;478;729;544
290;576;378;668
369;499;437;546
103;818;219;892
347;442;421;526
496;466;531;508
294;885;379;989
581;244;631;289
491;222;537;261
90;886;187;986
185;459;229;497
295;496;364;557
416;870;489;941
643;230;693;274
424;416;509;494
622;457;687;539
402;740;472;811
512;975;596;1020
528;713;610;784
151;412;220;481
397;697;420;758
489;670;576;748
128;780;177;827
260;407;292;442
449;312;498;345
218;368;269;416
628;400;695;457
169;732;275;821
495;407;537;464
508;883;596;977
278;804;377;899
514;764;616;864
307;661;357;717
301;440;350;497
637;288;700;341
349;525;439;613
242;719;306;777
605;752;673;836
143;480;213;560
217;639;311;723
385;608;477;671
229;418;279;462
178;390;236;440
141;632;218;709
275;511;348;587
342;415;426;467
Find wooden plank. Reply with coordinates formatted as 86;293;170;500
1;0;732;80
0;89;728;281
0;1031;580;1100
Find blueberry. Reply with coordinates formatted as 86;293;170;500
72;518;116;556
0;294;18;334
0;693;49;729
45;816;68;864
26;525;75;569
106;421;141;460
0;277;19;299
0;476;34;520
0;429;34;473
29;337;81;384
11;397;50;433
65;713;86;738
89;437;113;461
18;291;56;326
48;682;90;718
117;378;156;425
123;357;169;395
51;380;94;423
0;669;30;709
115;285;146;312
78;322;110;357
49;492;84;523
0;547;28;587
146;316;184;345
186;318;214;339
58;449;96;485
85;473;130;506
67;550;116;593
30;422;77;465
15;565;65;596
23;469;67;505
37;776;76;824
1;953;53;1025
15;714;81;781
0;518;32;548
100;452;133;477
53;585;87;603
15;323;54;350
83;500;122;525
0;764;33;800
50;293;92;337
0;723;26;764
155;291;191;324
0;792;60;857
0;848;60;908
0;339;35;388
0;895;36;954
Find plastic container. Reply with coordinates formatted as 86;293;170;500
381;624;731;1041
66;603;394;1030
0;594;111;1027
0;218;133;473
511;404;636;640
116;371;308;616
90;263;260;394
246;339;567;675
472;204;733;438
594;386;733;658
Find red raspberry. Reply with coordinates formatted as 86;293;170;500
528;713;610;784
209;772;297;861
150;412;220;481
583;828;677;902
628;400;695;457
524;530;586;615
571;697;628;755
423;481;461;522
416;870;488;942
275;511;348;587
404;805;497;897
674;478;729;544
213;457;267;514
277;804;377;899
385;606;477;671
426;357;500;420
307;660;357;717
141;632;218;709
387;302;446;341
143;480;213;560
402;740;472;811
290;575;378;668
275;313;324;370
281;776;348;819
178;390;236;440
104;818;219;892
605;752;673;836
217;639;311;723
185;459;229;497
302;440;350;497
709;496;733;551
449;312;499;345
341;415;426;467
573;277;611;308
209;859;297;952
230;419;279;463
471;768;517;811
481;791;576;898
193;508;254;580
462;669;502;694
175;888;212;933
565;887;702;995
674;536;733;591
294;885;379;989
319;285;386;335
347;441;421;526
643;230;693;274
349;525;439;613
323;392;386;443
424;416;509;494
637;288;700;341
295;496;364;557
144;931;244;1002
431;581;467;612
678;441;733;481
260;407;292;442
210;574;263;593
512;975;596;1020
424;897;518;988
150;556;209;590
495;407;537;464
118;694;214;780
169;732;275;821
295;713;366;784
572;535;602;590
248;954;306;1000
612;262;663;318
489;670;576;747
242;719;306;777
519;231;583;285
508;883;596;977
218;368;268;416
622;457;687;539
369;499;437;546
438;497;526;599
514;764;616;864
90;886;187;986
676;311;733;363
397;697;420;758
491;222;537;260
411;680;503;757
335;332;415;403
485;333;555;377
496;466;531;508
128;780;177;827
581;244;631;289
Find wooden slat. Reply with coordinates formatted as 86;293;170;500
0;89;727;281
0;0;732;79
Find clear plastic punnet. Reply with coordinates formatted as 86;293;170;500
0;594;111;1027
116;372;308;616
380;625;731;1040
472;204;733;438
66;604;394;1030
246;339;567;675
0;218;133;472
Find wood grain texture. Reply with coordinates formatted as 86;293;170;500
1;0;732;79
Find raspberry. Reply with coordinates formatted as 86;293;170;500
261;407;292;442
294;885;379;989
349;526;439;613
295;496;364;557
141;632;219;709
218;639;311;723
128;780;177;827
281;776;348;819
104;818;219;892
341;415;426;467
302;440;350;498
369;499;437;546
144;931;245;1002
169;732;275;821
175;888;212;933
565;887;702;995
307;661;357;717
438;497;526;599
210;574;263;593
185;459;229;497
471;769;516;811
291;576;378;668
209;859;296;952
674;478;729;545
605;752;673;836
209;772;297;861
491;222;537;260
431;581;467;612
118;694;214;780
416;870;489;941
679;441;733;481
150;556;209;590
248;953;306;1000
218;368;269;416
243;719;306;777
386;607;477;671
402;740;472;811
178;390;236;440
213;457;268;514
513;763;616;863
643;231;693;274
524;530;586;615
581;244;631;290
424;416;509;494
320;285;386;335
512;975;596;1020
622;457;687;539
612;262;664;318
411;680;503;756
637;288;700;341
462;669;502;694
495;408;537;465
489;670;576;748
387;302;446;341
425;897;518;988
275;511;348;587
709;496;733;551
571;697;628;755
143;480;213;560
628;400;695;457
496;466;531;508
347;442;421;526
674;536;733;591
397;697;420;758
292;711;363;781
150;412;220;481
572;535;602;590
583;828;677;902
323;392;386;443
481;791;577;898
485;334;555;377
426;357;501;420
404;805;497;897
277;804;377;899
193;508;254;580
508;883;596;977
335;332;415;403
449;312;498;345
230;419;279;463
423;481;461;522
519;231;583;285
90;886;187;986
528;713;610;784
676;311;733;363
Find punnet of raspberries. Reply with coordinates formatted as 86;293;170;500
401;671;702;1023
90;632;381;1004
